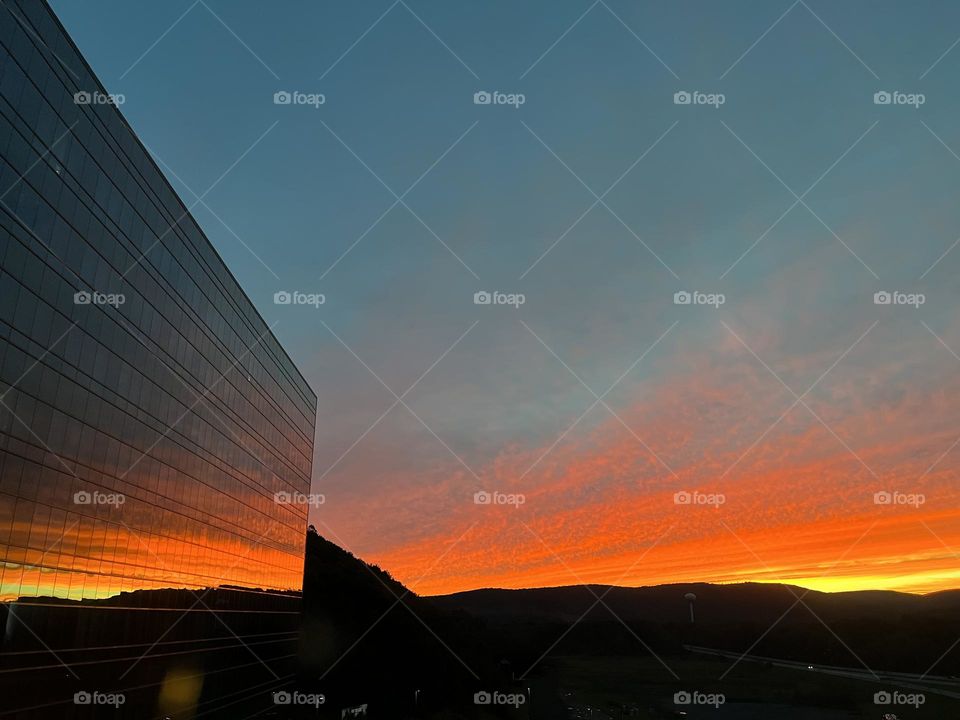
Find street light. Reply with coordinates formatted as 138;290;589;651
684;592;697;624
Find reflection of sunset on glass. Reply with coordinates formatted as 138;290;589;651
1;517;305;602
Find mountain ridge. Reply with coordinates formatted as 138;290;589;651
426;579;960;627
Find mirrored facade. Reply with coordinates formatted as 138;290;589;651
0;0;317;602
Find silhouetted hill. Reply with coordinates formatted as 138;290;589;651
430;581;960;626
294;530;960;712
297;531;497;713
302;529;411;607
428;581;960;674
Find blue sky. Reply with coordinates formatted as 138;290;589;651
51;0;960;594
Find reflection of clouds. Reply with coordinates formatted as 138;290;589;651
0;488;305;602
322;318;960;596
0;375;311;601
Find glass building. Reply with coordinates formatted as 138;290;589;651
0;0;317;604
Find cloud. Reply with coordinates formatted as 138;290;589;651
317;311;960;596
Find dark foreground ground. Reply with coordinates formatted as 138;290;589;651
2;532;957;718
531;653;956;719
4;647;953;719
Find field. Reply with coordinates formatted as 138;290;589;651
528;654;956;719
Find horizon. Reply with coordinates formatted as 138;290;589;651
314;530;960;598
418;578;960;599
48;0;960;599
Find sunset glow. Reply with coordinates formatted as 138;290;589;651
317;319;960;597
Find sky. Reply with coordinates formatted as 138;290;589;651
51;0;960;596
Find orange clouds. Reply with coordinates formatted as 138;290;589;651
318;320;960;597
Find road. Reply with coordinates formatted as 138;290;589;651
683;644;960;701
